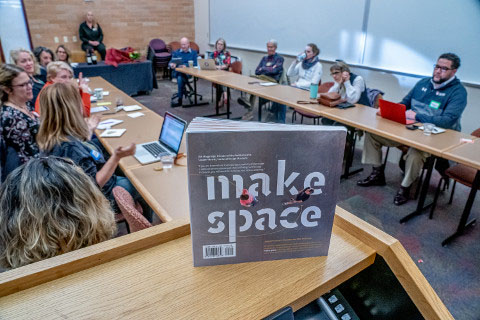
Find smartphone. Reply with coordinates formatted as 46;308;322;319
406;124;419;130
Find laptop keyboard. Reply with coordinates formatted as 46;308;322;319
143;143;169;158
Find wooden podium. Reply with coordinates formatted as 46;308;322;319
0;207;452;319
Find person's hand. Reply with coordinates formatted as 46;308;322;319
90;41;99;46
341;71;350;83
114;143;136;159
78;72;89;92
86;115;100;131
406;110;416;120
169;63;176;69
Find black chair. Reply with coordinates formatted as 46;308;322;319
148;39;172;79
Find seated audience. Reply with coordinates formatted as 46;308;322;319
34;61;91;117
210;38;231;108
33;46;55;70
37;82;151;220
10;48;45;104
0;64;40;181
79;11;106;60
238;39;285;122
169;37;198;107
0;157;116;269
357;53;467;205
56;45;72;65
287;43;323;90
328;61;369;105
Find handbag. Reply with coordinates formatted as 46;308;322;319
317;92;345;107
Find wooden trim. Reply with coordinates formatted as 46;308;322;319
0;219;190;297
20;0;33;50
334;207;453;320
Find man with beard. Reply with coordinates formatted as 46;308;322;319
357;53;467;206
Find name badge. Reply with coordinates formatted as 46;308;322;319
266;62;272;67
429;100;441;109
90;149;101;160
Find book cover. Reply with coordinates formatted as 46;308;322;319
187;118;346;267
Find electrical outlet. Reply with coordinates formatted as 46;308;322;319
54;37;59;43
72;36;77;42
63;36;69;43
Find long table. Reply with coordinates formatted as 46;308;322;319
177;67;477;230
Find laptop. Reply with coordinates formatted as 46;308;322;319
198;59;217;70
378;99;415;125
134;112;187;165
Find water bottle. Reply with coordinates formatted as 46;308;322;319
297;52;306;62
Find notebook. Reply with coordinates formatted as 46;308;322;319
378;99;415;125
198;59;217;70
134;112;187;165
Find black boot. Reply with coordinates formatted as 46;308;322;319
394;185;411;206
357;166;386;187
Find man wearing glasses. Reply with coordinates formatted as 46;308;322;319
357;53;467;206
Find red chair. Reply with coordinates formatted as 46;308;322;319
292;82;334;124
167;41;181;53
113;186;152;232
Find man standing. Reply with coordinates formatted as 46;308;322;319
357;53;467;206
169;37;198;107
238;39;285;122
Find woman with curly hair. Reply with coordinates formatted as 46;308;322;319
0;157;116;269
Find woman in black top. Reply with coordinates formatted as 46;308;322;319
10;49;45;104
79;11;106;60
0;64;40;181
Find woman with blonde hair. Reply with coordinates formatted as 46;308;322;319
0;157;116;269
209;38;231;107
34;61;91;117
79;11;106;60
37;82;151;220
10;48;46;104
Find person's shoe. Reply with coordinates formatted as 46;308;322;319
357;168;386;187
171;99;182;108
394;186;411;206
237;97;251;109
241;110;254;121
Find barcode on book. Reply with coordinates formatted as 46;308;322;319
203;244;236;259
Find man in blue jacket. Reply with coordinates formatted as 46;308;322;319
357;53;467;205
169;37;198;107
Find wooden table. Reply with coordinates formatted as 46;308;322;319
0;208;452;320
440;139;480;245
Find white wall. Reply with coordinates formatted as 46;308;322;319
194;0;479;136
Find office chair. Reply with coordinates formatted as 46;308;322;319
113;186;152;232
291;81;334;124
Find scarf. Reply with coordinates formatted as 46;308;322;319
302;56;319;70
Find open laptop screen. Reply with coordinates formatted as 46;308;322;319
159;112;186;153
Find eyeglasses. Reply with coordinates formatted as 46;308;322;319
12;79;33;88
433;64;454;72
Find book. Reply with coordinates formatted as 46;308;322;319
100;128;126;137
186;118;346;267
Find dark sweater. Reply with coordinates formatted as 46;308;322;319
400;77;467;131
79;21;104;46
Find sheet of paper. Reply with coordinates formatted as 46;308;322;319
127;112;145;118
103;91;110;96
100;128;126;137
91;106;109;113
122;105;142;112
97;119;124;130
259;82;278;87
